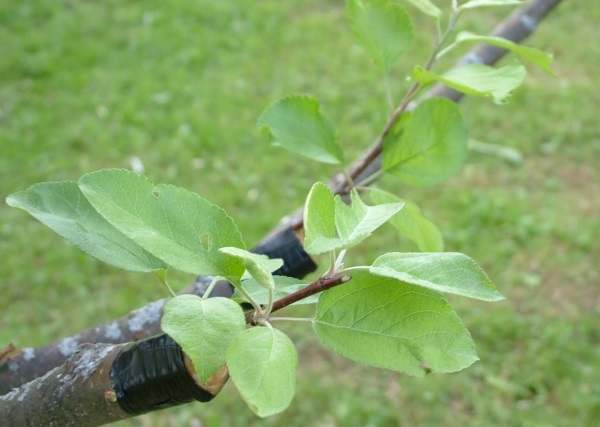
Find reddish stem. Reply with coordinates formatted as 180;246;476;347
245;274;352;324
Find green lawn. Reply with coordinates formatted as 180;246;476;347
1;1;599;426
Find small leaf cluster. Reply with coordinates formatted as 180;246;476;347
6;0;553;419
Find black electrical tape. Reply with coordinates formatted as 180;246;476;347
111;334;214;414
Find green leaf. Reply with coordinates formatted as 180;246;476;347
227;327;298;417
370;252;504;301
347;0;413;74
369;189;443;252
303;182;338;254
440;32;554;75
6;181;166;272
412;61;526;104
162;295;246;382
403;0;441;18
333;189;404;249
458;0;523;11
303;183;404;255
78;169;245;280
382;97;469;186
232;276;318;306
257;95;343;164
314;270;478;376
220;247;277;289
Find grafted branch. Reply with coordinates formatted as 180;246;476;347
1;1;564;425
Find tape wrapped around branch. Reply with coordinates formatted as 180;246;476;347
111;334;223;414
107;227;316;414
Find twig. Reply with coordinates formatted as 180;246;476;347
245;274;352;325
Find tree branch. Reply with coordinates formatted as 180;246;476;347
1;1;564;424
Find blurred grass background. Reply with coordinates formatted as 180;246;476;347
1;1;599;426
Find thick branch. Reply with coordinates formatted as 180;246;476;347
0;227;316;394
0;336;226;427
1;1;564;424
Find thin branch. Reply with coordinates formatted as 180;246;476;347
245;274;352;325
1;3;564;425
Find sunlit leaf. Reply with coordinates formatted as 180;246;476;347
439;31;554;75
227;327;298;417
459;0;523;11
347;0;414;73
369;188;443;252
303;182;338;254
257;95;343;164
6;181;166;272
162;295;246;382
303;182;403;255
78;169;245;279
314;270;478;376
333;189;404;249
412;61;526;104
220;247;277;289
402;0;442;18
370;252;504;301
382;97;469;185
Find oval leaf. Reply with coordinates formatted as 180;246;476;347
439;32;554;75
303;182;338;254
458;0;523;10
304;183;404;255
220;247;276;290
6;181;166;272
78;169;245;279
333;189;404;249
382;97;469;186
162;295;246;383
314;270;478;376
227;327;298;417
403;0;441;18
412;61;527;104
257;95;343;164
347;0;414;74
369;188;443;252
370;252;504;301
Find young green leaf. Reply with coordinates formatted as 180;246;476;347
303;183;404;255
382;97;469;186
369;188;443;252
458;0;523;11
439;32;554;75
227;327;298;417
78;169;245;280
6;181;166;272
162;295;246;383
219;247;277;290
412;61;527;104
257;95;343;164
333;189;404;249
347;0;414;74
303;182;338;254
403;0;441;18
314;270;479;376
370;252;504;301
232;276;318;306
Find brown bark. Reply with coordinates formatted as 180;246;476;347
1;1;564;425
0;227;315;394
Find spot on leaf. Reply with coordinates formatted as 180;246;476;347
200;233;213;251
